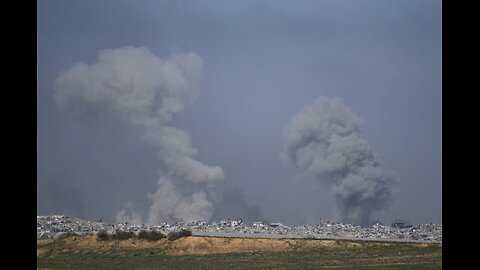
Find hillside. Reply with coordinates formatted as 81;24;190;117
37;235;442;269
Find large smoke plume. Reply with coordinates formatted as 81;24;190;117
283;97;400;226
54;46;224;224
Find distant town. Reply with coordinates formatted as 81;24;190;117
37;215;442;243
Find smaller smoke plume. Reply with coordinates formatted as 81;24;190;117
211;189;262;224
116;202;143;225
283;96;400;226
147;176;216;224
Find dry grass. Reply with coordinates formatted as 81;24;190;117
37;235;438;256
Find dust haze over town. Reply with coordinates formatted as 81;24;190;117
37;0;441;227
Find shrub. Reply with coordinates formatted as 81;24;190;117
167;232;179;241
168;229;192;241
112;231;135;240
138;230;166;241
97;230;110;241
54;232;80;240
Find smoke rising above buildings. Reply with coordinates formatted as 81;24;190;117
54;46;224;224
283;96;400;226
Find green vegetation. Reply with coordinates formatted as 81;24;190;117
167;229;192;241
96;229;185;242
37;249;441;270
112;231;136;240
138;230;166;241
54;232;81;240
96;230;110;241
96;230;136;241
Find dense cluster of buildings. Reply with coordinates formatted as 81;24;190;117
37;215;441;243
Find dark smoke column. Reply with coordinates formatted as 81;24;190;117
283;97;400;226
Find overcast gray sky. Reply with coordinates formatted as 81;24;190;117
37;0;441;225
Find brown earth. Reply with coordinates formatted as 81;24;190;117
37;235;438;257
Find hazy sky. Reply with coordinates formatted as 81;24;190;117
37;0;441;225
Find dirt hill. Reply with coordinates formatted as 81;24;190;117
37;235;435;257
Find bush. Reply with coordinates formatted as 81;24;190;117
138;230;166;241
97;230;110;241
168;229;192;241
96;230;164;241
54;232;80;240
112;231;136;240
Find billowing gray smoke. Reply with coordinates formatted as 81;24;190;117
283;97;400;226
54;46;224;224
211;189;262;224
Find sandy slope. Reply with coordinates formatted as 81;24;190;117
37;235;436;257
